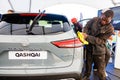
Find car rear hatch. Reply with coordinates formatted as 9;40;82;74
0;13;83;69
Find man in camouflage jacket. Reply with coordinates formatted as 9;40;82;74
82;10;114;80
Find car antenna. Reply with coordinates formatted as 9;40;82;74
26;10;46;34
7;0;15;11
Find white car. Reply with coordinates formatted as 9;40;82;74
0;12;84;80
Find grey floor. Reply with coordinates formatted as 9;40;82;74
89;56;120;80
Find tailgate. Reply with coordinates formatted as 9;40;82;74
0;31;79;69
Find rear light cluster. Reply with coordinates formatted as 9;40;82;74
51;38;83;48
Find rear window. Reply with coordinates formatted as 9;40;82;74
0;13;71;35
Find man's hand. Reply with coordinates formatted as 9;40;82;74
82;32;88;39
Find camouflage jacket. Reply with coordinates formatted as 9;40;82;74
83;17;114;55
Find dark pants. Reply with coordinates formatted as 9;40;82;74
84;52;106;80
105;48;111;66
94;48;111;69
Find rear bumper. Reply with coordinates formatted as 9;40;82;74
0;58;83;80
0;72;82;80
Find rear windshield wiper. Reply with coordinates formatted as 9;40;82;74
26;10;46;35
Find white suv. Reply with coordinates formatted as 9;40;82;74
0;12;84;80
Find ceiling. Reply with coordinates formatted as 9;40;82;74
0;0;119;13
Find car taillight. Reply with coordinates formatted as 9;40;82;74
51;38;83;48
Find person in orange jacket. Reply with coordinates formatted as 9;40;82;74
71;18;83;33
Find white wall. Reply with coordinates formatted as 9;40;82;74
45;4;97;21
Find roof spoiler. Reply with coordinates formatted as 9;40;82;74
0;14;2;22
1;13;35;24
